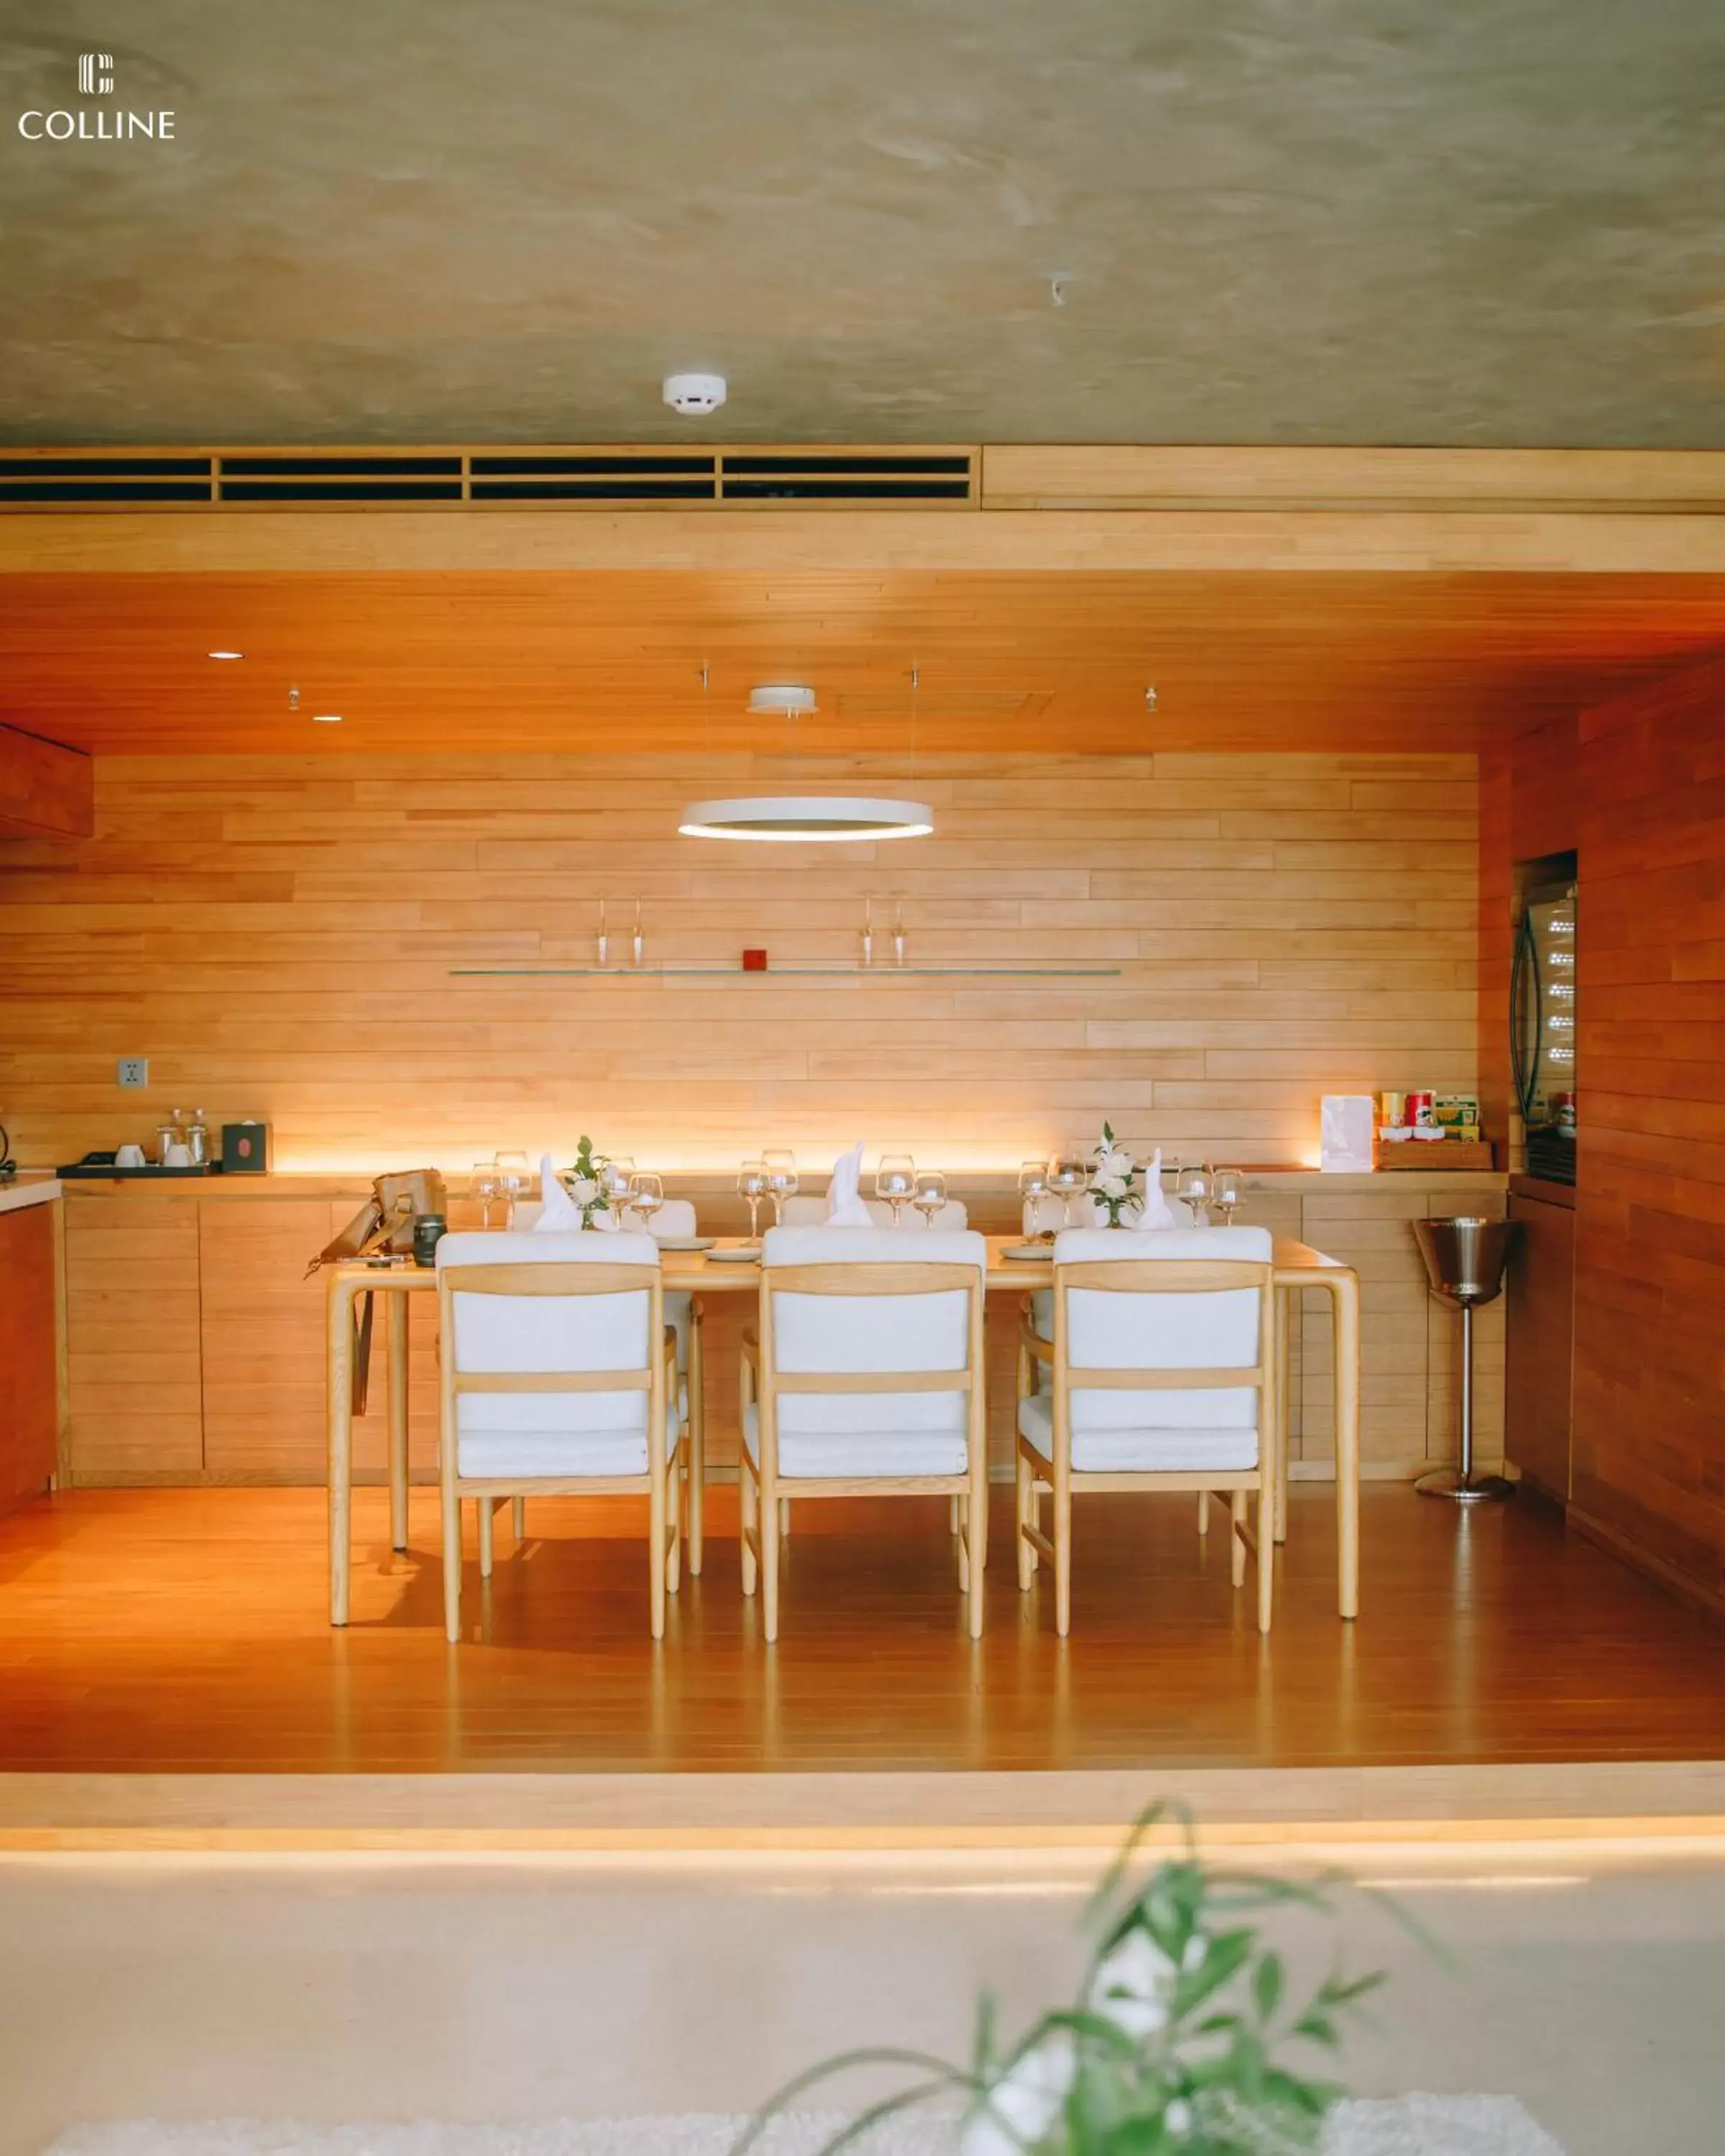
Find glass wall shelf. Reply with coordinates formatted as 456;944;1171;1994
448;965;1123;979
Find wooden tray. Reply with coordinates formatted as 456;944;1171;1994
1374;1136;1494;1171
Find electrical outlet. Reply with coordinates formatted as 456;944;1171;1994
117;1057;149;1089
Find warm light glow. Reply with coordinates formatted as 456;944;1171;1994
679;796;934;842
311;713;344;724
206;649;245;660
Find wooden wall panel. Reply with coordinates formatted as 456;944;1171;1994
0;723;92;839
63;1194;203;1480
199;1197;341;1480
0;1204;60;1514
1568;659;1725;1613
0;751;1480;1177
1479;656;1725;1611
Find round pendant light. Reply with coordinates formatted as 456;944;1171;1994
680;677;934;843
678;796;934;842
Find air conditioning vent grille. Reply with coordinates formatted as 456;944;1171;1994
0;445;978;510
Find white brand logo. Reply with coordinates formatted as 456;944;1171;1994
19;51;174;141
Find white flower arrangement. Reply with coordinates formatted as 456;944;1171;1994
564;1133;616;1229
1089;1121;1144;1227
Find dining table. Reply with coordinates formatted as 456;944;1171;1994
323;1234;1360;1628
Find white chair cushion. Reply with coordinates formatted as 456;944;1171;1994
1018;1393;1258;1475
438;1232;663;1442
743;1404;967;1480
1049;1226;1271;1432
645;1199;699;1238
458;1401;681;1481
760;1227;985;1439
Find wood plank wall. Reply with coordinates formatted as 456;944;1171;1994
0;750;1478;1171
1480;657;1725;1614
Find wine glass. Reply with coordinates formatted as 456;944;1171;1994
737;1158;768;1242
1018;1158;1051;1240
1212;1166;1245;1225
1175;1162;1214;1220
603;1154;635;1221
1046;1148;1088;1225
493;1151;531;1228
762;1148;799;1227
875;1153;916;1227
470;1163;503;1230
628;1171;665;1231
911;1167;948;1228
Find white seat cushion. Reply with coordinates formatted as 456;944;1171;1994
743;1404;967;1480
457;1402;681;1481
1018;1393;1258;1475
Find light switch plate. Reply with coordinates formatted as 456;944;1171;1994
117;1057;149;1089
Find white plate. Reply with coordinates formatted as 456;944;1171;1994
653;1235;715;1252
705;1245;762;1263
1000;1243;1053;1261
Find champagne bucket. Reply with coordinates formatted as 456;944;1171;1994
1413;1216;1519;1503
1413;1216;1517;1310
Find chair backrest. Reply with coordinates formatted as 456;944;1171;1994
759;1226;986;1436
779;1193;970;1230
436;1231;663;1441
1051;1226;1274;1433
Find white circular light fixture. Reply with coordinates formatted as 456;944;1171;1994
678;796;934;843
746;683;817;716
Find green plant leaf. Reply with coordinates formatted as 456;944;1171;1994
1173;1926;1254;2016
1252;1951;1284;2024
1290;2014;1338;2048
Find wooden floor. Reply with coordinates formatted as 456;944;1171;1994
1;1485;1722;1778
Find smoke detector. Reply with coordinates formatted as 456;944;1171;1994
663;372;727;417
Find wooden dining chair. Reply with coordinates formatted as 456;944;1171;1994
740;1227;990;1643
436;1231;683;1641
1016;1226;1278;1636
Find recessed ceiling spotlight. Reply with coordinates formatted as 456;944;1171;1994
311;713;344;724
207;649;244;660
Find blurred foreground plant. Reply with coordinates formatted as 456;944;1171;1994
737;1807;1397;2156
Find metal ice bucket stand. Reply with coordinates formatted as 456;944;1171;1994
1413;1217;1519;1503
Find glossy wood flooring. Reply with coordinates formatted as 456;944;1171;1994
1;1486;1721;1775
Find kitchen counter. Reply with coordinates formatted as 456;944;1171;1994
0;1174;60;1217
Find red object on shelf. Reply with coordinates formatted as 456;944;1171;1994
742;948;768;972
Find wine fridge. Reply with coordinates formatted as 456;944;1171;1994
1510;860;1578;1185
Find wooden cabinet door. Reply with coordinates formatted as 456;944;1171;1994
0;1204;60;1512
64;1192;203;1478
200;1197;339;1481
1506;1190;1576;1502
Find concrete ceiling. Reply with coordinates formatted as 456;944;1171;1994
1;1;1724;449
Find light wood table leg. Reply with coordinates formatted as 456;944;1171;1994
1330;1272;1361;1620
387;1287;410;1552
1274;1284;1292;1544
326;1278;354;1627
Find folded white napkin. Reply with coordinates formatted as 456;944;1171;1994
1128;1148;1179;1232
824;1139;875;1226
531;1153;617;1233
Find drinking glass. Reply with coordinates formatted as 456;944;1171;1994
1174;1162;1214;1219
875;1153;916;1227
737;1158;768;1242
603;1155;635;1220
1212;1166;1245;1223
1046;1148;1089;1225
1018;1158;1051;1240
763;1149;799;1227
912;1167;947;1227
470;1163;503;1230
628;1171;665;1230
493;1151;532;1228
